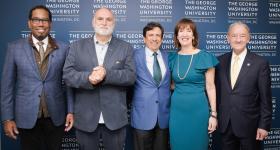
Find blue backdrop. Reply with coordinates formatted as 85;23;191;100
0;0;279;149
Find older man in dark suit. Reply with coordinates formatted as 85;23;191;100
216;21;272;150
1;5;74;150
63;7;136;150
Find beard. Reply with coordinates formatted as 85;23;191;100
94;25;115;36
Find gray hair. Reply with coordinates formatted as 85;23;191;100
228;21;250;34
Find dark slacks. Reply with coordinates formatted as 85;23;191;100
76;124;126;150
18;118;64;150
133;124;169;150
221;121;260;150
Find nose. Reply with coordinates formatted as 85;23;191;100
236;36;242;42
101;19;107;25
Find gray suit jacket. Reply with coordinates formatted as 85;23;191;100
63;37;136;132
1;37;73;129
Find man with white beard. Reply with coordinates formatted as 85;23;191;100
63;7;136;150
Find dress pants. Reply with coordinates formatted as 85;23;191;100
18;118;64;150
133;123;169;150
221;121;260;150
76;124;126;150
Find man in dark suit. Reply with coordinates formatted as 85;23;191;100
1;5;74;150
216;21;272;150
63;7;136;150
131;22;170;150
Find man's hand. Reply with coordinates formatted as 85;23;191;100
89;66;106;85
3;120;19;140
256;128;268;141
65;113;74;132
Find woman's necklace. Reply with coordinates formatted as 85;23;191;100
177;54;193;80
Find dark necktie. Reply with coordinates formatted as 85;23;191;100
37;41;45;62
153;52;162;85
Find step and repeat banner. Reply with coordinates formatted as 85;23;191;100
0;0;279;149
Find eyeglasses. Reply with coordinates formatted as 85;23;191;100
30;18;50;24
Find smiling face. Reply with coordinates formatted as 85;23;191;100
92;8;115;36
227;23;250;55
143;27;163;52
173;18;198;48
28;8;51;41
177;25;194;47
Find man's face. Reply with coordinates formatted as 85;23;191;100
93;8;115;36
143;27;163;52
28;9;51;40
227;24;250;55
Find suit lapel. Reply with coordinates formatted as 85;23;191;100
140;48;155;85
87;38;99;66
23;42;41;79
233;52;253;89
103;39;114;67
225;53;233;91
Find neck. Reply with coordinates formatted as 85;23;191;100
180;46;196;54
96;34;111;44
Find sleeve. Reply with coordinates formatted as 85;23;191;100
62;41;93;89
258;60;272;131
195;50;219;70
1;42;16;121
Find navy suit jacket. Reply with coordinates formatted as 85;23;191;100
63;37;136;132
1;37;73;129
131;48;171;130
216;50;272;137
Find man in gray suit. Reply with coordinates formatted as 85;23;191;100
1;5;74;150
63;7;136;150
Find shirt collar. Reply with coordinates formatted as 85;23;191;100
32;35;48;46
232;48;247;61
145;47;161;57
94;35;111;46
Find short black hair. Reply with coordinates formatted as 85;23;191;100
143;22;164;38
28;5;52;22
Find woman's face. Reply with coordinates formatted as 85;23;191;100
177;25;194;47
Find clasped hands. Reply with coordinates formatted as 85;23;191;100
89;65;106;85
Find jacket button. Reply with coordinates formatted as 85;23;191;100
156;101;159;103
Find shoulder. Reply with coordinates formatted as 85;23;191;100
247;51;269;65
111;37;131;47
134;48;144;55
8;38;28;46
218;52;231;61
195;49;219;68
70;38;92;46
53;39;68;49
198;50;218;62
168;51;177;61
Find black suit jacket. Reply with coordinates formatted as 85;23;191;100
216;50;272;137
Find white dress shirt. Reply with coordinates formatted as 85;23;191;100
93;35;111;124
145;47;166;80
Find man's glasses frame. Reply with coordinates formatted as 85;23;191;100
30;18;50;24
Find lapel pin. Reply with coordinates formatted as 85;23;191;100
247;63;250;66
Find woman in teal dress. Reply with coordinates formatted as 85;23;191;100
169;18;219;150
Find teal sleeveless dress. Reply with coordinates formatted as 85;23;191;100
169;50;218;150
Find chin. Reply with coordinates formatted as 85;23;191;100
36;35;48;41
